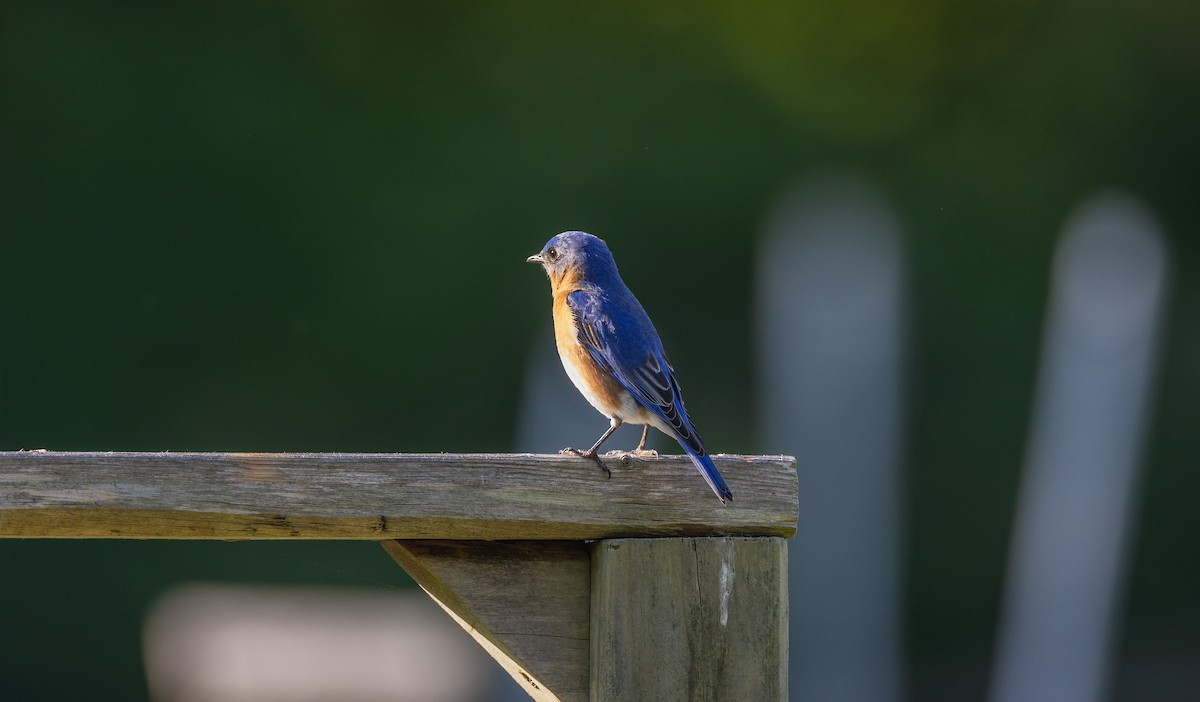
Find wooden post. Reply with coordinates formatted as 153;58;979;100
590;537;788;701
1;451;797;701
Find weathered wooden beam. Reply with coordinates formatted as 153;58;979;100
382;540;590;702
590;537;788;701
0;451;796;540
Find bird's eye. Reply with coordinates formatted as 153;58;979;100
546;247;559;261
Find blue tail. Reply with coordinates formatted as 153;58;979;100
683;445;733;504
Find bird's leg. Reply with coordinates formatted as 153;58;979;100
561;418;621;478
629;424;659;457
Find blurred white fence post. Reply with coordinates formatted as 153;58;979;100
990;192;1170;702
757;170;908;702
144;585;493;702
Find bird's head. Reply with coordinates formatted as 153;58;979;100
527;231;616;289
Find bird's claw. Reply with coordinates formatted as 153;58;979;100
561;447;612;479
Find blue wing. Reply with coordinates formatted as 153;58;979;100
567;288;733;503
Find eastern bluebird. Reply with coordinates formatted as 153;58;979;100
527;231;733;504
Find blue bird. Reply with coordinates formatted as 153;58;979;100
527;231;733;504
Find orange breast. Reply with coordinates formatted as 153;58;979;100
552;290;628;417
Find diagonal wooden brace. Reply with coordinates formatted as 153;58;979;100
383;537;788;702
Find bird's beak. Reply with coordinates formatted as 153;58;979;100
526;253;545;263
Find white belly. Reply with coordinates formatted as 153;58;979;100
559;352;661;427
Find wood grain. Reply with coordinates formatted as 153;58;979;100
590;537;788;701
0;451;796;540
382;540;590;702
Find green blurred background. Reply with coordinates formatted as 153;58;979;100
2;1;1197;699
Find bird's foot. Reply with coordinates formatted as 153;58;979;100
560;447;612;479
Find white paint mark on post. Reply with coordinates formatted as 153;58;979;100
715;556;734;628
